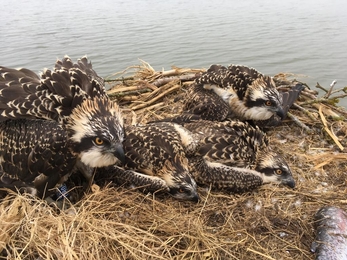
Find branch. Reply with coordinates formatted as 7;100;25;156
130;84;181;110
324;80;337;98
318;105;344;151
286;112;313;133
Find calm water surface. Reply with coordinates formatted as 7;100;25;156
1;0;347;105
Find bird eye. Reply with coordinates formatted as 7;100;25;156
94;137;104;145
276;169;282;175
179;188;185;193
265;100;272;106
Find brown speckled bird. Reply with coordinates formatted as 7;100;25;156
0;56;125;168
0;56;124;198
95;122;200;202
181;120;295;192
0;119;82;198
184;64;303;125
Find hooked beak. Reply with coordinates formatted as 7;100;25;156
191;192;200;203
282;177;295;189
276;107;285;120
113;143;125;165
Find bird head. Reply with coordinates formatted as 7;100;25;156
243;76;284;120
254;150;295;188
67;97;125;168
161;155;199;202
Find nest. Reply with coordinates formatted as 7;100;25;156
1;61;347;259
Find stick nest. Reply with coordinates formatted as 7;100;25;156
1;61;347;260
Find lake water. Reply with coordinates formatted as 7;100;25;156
1;0;347;106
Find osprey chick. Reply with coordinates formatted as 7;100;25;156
0;56;125;168
184;64;303;123
95;122;200;202
183;120;295;192
0;119;83;198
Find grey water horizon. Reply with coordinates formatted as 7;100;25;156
1;0;347;106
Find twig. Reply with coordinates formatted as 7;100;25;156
292;103;317;121
286;112;313;133
312;103;344;120
246;248;276;260
324;80;337;98
118;95;139;101
108;85;149;95
299;94;347;106
151;73;198;87
318;105;344;151
330;86;347;95
315;82;328;93
104;76;134;83
300;90;318;100
130;84;181;110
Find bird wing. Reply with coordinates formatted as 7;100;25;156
123;123;189;176
189;156;263;193
196;64;266;100
0;119;76;198
0;56;108;124
280;83;305;117
183;120;268;167
95;165;169;193
183;84;230;121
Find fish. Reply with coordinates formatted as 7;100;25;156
311;206;347;260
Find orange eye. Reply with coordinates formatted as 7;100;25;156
265;100;272;106
95;137;104;145
179;188;185;193
276;169;282;175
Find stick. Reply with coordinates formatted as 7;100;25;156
324;80;337;98
286;112;313;133
299;94;347;106
104;76;134;82
292;103;317;121
318;105;344;151
315;82;328;93
151;73;198;87
246;248;276;260
130;84;181;110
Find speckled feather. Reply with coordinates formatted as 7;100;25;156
184;64;286;122
0;119;77;198
96;122;199;201
0;56;108;124
95;165;170;194
184;120;268;168
181;120;295;192
195;64;266;100
0;56;125;170
184;83;230;121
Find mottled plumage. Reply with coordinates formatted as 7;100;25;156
184;64;303;124
181;120;295;192
95;122;199;202
0;119;82;198
0;56;125;168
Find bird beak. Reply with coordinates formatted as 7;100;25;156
191;192;200;203
113;143;125;165
276;107;285;120
282;177;295;189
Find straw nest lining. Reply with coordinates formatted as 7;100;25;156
1;61;347;259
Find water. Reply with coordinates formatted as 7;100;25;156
1;0;347;106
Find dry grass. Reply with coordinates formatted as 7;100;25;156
1;61;347;259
